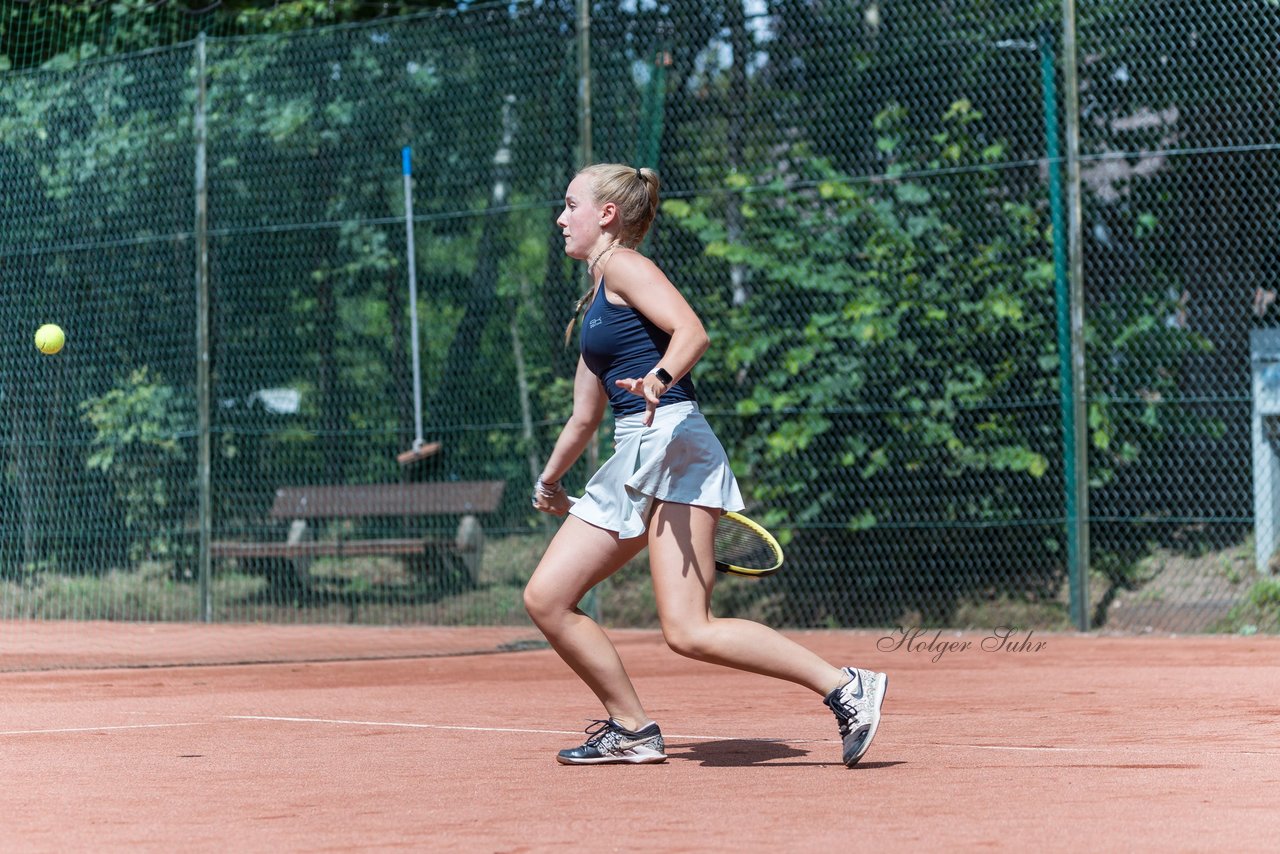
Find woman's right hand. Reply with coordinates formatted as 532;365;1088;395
532;479;571;516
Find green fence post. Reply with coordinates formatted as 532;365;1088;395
1041;23;1090;631
636;29;670;171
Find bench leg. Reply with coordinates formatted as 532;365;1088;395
455;514;484;587
406;548;472;596
276;520;314;597
251;520;314;603
254;557;311;601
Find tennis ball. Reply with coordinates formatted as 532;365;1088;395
35;323;65;355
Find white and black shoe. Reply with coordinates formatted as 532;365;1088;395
823;667;887;767
556;719;667;765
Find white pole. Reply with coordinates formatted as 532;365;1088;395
402;146;425;452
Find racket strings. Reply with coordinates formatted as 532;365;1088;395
714;516;781;570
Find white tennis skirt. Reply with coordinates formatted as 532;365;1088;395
569;401;745;539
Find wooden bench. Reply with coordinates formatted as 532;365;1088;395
211;481;506;591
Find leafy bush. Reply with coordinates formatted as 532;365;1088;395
1215;577;1280;634
81;367;194;562
667;102;1209;624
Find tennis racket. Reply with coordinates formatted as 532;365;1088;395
562;496;784;578
711;510;785;578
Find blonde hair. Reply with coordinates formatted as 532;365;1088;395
563;164;661;344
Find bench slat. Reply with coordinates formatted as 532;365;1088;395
268;481;506;519
212;538;444;559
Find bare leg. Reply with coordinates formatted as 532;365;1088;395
523;515;651;730
647;501;848;696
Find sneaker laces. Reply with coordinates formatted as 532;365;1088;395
826;680;861;728
830;701;857;729
580;719;618;747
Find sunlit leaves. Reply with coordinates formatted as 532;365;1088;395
666;106;1063;533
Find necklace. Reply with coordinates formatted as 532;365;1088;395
588;244;617;272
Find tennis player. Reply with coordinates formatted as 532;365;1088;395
526;163;887;767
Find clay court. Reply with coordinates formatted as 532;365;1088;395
3;623;1278;852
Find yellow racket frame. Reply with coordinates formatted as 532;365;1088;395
716;511;785;578
556;497;784;578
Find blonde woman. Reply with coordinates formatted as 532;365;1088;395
526;163;887;767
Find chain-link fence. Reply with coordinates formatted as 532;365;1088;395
2;1;1278;649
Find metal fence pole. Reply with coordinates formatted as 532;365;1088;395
1041;27;1088;632
576;0;592;168
194;32;212;623
575;0;600;622
1058;2;1091;630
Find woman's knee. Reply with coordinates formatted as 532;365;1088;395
523;574;575;626
661;620;716;660
523;588;552;626
522;577;554;623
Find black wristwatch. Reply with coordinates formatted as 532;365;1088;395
652;367;673;386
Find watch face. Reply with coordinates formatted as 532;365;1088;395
656;368;673;385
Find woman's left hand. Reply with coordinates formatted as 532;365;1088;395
614;376;664;426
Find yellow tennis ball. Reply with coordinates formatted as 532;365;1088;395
35;324;65;355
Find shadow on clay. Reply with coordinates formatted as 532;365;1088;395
669;739;905;769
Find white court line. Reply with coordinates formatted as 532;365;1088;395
1;722;207;736
228;715;832;744
10;718;1273;758
929;743;1092;753
230;714;589;736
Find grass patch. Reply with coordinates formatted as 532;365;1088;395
6;532;1275;635
1213;578;1280;634
0;562;264;621
950;594;1073;632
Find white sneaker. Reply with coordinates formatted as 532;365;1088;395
823;667;887;766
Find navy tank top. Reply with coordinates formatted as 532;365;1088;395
579;280;697;417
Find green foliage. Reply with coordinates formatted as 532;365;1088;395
1084;283;1218;490
1216;577;1280;634
81;368;193;560
227;1;454;34
671;103;1059;531
1;0;1267;633
1249;578;1280;609
0;0;210;70
0;1;457;72
667;99;1212;622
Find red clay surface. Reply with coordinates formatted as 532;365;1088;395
0;620;546;671
3;626;1279;852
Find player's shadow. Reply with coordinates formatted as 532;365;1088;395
671;739;809;766
672;739;905;768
